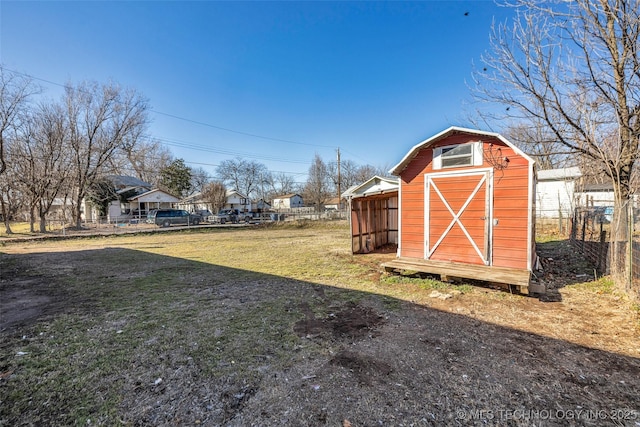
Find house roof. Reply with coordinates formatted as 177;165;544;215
537;167;581;181
181;191;203;203
107;175;152;189
273;193;301;199
389;126;533;176
579;182;614;192
116;186;145;195
128;188;181;203
342;175;399;199
225;189;249;199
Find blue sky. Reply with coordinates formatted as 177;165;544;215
1;1;513;183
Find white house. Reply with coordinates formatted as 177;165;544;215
223;190;251;213
178;189;252;214
126;189;181;219
178;191;210;213
84;175;154;222
272;194;304;209
536;167;582;218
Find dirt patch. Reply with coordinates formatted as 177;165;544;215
0;261;73;332
293;301;386;340
329;350;393;386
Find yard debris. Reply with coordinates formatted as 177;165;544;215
16;351;28;356
428;290;453;300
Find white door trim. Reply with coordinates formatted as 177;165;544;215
425;168;493;265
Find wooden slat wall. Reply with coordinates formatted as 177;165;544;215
350;194;398;254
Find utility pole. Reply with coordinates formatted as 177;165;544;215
336;148;341;206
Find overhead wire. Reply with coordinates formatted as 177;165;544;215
1;65;376;174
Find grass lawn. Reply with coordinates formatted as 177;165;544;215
1;221;639;426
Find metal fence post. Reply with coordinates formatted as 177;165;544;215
581;210;587;251
628;200;633;292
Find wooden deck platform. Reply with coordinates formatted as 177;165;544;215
382;257;534;292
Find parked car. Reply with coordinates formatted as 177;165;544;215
147;209;202;227
216;209;251;224
195;209;213;222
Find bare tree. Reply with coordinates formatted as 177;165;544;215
65;81;149;228
0;143;24;233
13;102;71;232
327;159;390;197
502;121;573;170
303;154;331;211
0;67;39;175
216;157;268;200
119;138;173;186
189;166;210;196
472;0;640;281
263;171;297;201
201;181;227;213
0;68;38;232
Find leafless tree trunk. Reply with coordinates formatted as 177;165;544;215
0;68;38;232
303;154;331;212
0;157;23;233
65;81;149;228
472;0;640;283
201;181;227;213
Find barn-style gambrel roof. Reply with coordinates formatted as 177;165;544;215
389;126;533;176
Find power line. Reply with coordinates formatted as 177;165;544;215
1;66;337;149
148;135;311;164
1;65;379;171
152;110;335;149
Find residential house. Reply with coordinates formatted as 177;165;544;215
323;197;345;211
126;189;181;220
536;167;582;218
272;194;304;209
223;190;251;213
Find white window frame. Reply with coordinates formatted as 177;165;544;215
433;141;483;170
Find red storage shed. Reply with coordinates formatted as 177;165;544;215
382;126;541;294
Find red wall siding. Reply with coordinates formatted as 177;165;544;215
399;149;430;258
398;134;531;270
490;143;530;269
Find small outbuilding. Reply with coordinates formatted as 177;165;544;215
343;175;399;254
383;126;540;294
